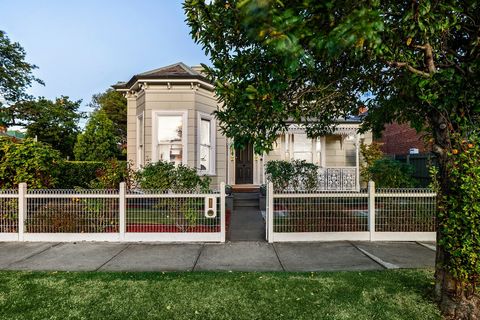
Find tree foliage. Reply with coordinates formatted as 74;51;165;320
185;0;480;317
74;111;120;161
14;96;84;158
0;30;43;127
89;89;127;146
0;137;62;189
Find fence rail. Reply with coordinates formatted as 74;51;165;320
0;183;226;243
266;181;436;242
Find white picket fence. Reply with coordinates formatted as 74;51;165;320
0;183;226;243
266;181;437;243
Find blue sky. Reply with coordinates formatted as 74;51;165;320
0;0;208;115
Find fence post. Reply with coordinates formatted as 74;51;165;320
267;182;274;243
18;183;27;242
368;180;375;241
119;182;126;241
220;182;226;243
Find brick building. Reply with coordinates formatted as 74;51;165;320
378;122;429;156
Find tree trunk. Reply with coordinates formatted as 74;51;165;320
429;112;480;319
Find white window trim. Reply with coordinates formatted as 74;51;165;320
197;111;216;175
152;110;188;165
136;112;144;169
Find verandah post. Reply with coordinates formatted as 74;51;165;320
220;182;226;243
18;183;27;242
119;182;126;241
368;180;375;241
267;182;274;243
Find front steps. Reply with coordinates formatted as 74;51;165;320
229;189;265;241
233;191;259;208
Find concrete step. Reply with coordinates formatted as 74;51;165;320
232;192;259;200
231;186;260;193
234;199;260;207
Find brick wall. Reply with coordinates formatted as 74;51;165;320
378;122;429;155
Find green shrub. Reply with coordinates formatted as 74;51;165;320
136;161;210;191
58;160;129;189
89;159;131;189
265;160;319;191
368;158;417;188
58;161;107;188
0;137;63;189
360;142;384;182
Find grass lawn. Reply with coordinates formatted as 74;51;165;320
0;269;441;320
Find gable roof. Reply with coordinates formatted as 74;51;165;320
113;62;210;90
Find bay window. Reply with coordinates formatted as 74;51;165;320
154;111;187;165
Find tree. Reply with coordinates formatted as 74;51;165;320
184;0;480;317
0;137;63;189
74;110;120;161
0;30;43;128
14;96;84;158
89;89;127;147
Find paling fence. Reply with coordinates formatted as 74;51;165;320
0;183;226;242
266;181;436;242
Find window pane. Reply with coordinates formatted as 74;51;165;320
200;145;210;172
293;133;312;152
200;119;211;146
158;144;183;166
158;115;183;143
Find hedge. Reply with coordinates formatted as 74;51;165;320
58;161;127;189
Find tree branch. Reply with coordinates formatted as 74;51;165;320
387;43;437;78
414;43;436;74
387;61;432;77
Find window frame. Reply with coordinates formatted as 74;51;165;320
285;132;325;166
136;112;144;169
197;111;216;175
152;110;188;165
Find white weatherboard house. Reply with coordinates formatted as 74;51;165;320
113;62;372;190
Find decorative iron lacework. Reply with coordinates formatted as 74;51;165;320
286;124;358;136
282;167;357;192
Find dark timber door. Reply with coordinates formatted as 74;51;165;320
235;144;254;184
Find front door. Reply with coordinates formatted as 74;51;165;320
235;144;254;184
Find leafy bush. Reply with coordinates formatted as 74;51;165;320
58;161;106;188
439;133;480;286
360;142;384;182
368;158;417;188
89;159;131;189
136;161;211;191
265;160;319;191
0;137;63;189
264;160;295;190
58;160;129;189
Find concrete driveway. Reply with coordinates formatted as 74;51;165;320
0;241;436;272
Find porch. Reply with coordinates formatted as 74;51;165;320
226;123;367;191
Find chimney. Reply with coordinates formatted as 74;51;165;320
358;105;368;115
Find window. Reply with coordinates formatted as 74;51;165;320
292;133;313;162
136;113;144;168
154;111;187;165
198;112;216;174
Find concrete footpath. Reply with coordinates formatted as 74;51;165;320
0;241;436;272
